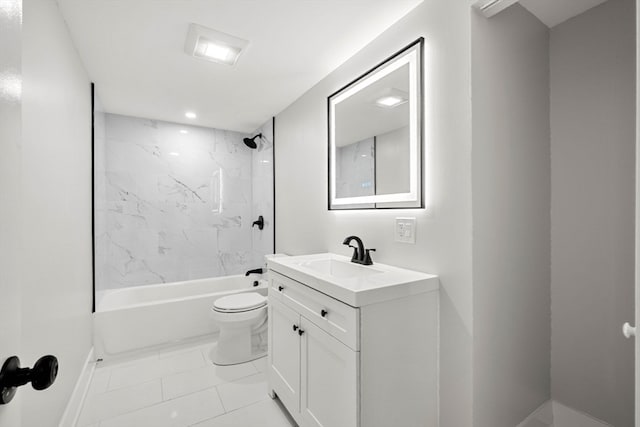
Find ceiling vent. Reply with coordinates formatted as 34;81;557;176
184;24;249;66
472;0;520;18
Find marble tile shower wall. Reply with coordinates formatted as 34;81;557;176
94;108;108;292
95;114;272;293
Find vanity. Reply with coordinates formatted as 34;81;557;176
266;253;439;427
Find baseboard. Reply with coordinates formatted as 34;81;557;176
550;400;612;427
516;400;553;427
517;399;612;427
58;347;95;427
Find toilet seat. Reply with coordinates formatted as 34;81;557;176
213;292;267;313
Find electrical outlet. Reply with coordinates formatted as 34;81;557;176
395;217;416;244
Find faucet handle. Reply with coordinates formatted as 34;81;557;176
363;248;376;265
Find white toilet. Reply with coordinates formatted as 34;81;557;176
210;292;268;366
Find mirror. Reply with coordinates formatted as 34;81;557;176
328;38;423;210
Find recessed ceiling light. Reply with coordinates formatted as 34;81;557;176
374;95;407;108
373;88;409;109
180;129;189;134
185;111;197;119
185;23;249;66
169;152;180;156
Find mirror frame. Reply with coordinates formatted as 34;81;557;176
328;37;424;210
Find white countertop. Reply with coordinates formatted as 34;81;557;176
266;253;439;307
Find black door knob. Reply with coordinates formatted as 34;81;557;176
0;355;59;405
278;286;284;292
298;329;305;336
321;309;328;317
292;324;299;332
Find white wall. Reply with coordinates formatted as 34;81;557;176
274;0;473;425
550;1;635;425
471;5;551;427
21;0;94;425
0;0;23;425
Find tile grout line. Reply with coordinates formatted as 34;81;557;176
103;368;113;393
92;386;225;427
83;343;276;427
158;365;262;402
214;384;228;414
96;352;161;371
78;379;164;426
185;397;276;427
105;350;206;393
160;376;166;401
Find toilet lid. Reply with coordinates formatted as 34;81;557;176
213;293;267;312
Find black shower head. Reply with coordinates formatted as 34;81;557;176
243;133;262;149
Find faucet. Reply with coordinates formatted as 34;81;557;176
245;268;264;276
342;236;376;265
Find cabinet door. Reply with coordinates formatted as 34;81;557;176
300;318;359;427
269;298;301;413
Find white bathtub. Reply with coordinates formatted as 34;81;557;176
94;275;268;359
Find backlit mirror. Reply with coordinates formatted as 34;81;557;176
328;38;423;210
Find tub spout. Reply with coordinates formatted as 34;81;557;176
245;268;264;276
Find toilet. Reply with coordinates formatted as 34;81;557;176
210;292;268;366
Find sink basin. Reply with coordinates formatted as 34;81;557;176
266;253;439;307
292;258;384;279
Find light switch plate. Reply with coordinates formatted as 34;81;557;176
395;217;416;244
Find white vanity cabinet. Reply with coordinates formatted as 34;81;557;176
269;296;358;427
267;259;439;427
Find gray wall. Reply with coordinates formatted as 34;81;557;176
550;0;635;425
274;0;473;425
471;5;551;427
21;0;94;424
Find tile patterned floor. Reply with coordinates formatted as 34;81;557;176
76;342;296;427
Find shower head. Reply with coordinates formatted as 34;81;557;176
243;133;262;149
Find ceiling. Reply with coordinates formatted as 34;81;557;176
57;0;423;133
519;0;609;27
335;63;409;147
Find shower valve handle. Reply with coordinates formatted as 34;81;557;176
252;216;264;230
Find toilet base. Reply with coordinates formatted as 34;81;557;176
210;326;268;366
211;347;267;366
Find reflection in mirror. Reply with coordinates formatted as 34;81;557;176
329;38;423;209
335;138;374;198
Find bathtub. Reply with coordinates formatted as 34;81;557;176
94;275;268;359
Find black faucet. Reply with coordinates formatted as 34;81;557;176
342;236;376;265
245;268;264;276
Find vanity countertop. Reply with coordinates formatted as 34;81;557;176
266;253;439;307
